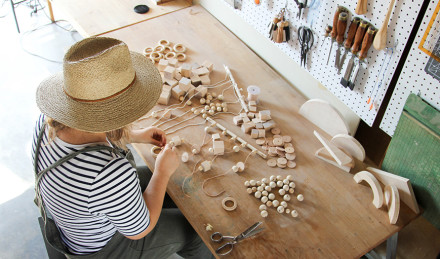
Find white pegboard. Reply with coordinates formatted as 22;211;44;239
380;0;440;136
223;0;423;126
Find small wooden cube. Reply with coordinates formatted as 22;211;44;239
192;63;201;69
165;78;178;88
255;122;264;129
190;74;202;87
233;115;243;125
168;58;178;67
179;77;192;91
259;110;271;121
248;105;257;112
174;71;182;81
213;141;225;155
158;59;169;72
202;60;214;72
171;85;186;99
212;133;220;140
180;63;192;77
194;67;210;76
163;66;176;80
199;75;211;85
263;120;276;130
251;129;259;139
248;100;257;106
162;84;173;93
258;129;266;138
242;116;250;123
187;84;196;97
195;85;208;98
247;112;256;118
201;160;212;172
241;121;256;134
158;90;171;105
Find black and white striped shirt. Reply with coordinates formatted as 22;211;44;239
32;114;150;254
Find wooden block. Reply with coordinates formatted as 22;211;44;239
367;167;419;214
263;120;276;130
174;71;182;81
200;75;211;85
242;116;250;123
158;90;171;105
315;147;352;173
353;171;384;209
212;133;220;140
171;85;185;100
200;160;212;172
233;116;243;126
259;110;271;121
158;59;169;71
187;84;196;97
202;60;214;72
179;77;192;91
213;141;225;155
248;100;257;106
240;113;248;118
168;58;178;67
241;121;256;134
190;74;202;87
247;112;256;118
384;185;400;224
255;123;264;129
248;105;257;112
180;63;191;77
314;130;353;166
299;99;349;137
164;78;178;88
194;67;210;76
331;134;366;161
195;85;208;98
162;84;173;93
192;63;201;69
163;66;176;80
258;129;265;138
251;129;259;138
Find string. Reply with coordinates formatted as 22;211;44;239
202;168;232;197
181;158;202;197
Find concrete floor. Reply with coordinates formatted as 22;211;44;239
0;1;439;259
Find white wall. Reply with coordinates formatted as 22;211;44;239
196;0;360;135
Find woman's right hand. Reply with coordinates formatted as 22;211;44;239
154;144;180;178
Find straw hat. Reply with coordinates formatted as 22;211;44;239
36;37;162;132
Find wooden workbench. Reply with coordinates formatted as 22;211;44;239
102;5;419;258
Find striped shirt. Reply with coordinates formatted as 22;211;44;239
32;114;150;254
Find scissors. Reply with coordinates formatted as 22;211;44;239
210;222;264;255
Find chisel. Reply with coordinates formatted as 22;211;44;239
348;26;377;90
321;25;332;47
338;17;360;74
340;20;368;87
334;12;348;72
326;6;344;65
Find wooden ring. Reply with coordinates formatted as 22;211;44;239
149;58;156;64
158;39;170;46
150;52;163;62
163;46;173;54
173;43;186;53
143;47;153;56
154;45;165;53
151;146;162;158
222;197;237;211
176;53;187;62
165;52;177;59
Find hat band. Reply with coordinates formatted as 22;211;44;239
64;74;137;103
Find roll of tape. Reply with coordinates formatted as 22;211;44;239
173;43;187;53
158;39;170;46
247;85;261;102
222;197;237;211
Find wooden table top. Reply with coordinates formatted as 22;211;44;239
102;5;419;258
51;0;192;37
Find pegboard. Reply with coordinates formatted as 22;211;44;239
222;0;423;126
380;0;440;136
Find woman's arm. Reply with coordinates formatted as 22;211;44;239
127;127;167;147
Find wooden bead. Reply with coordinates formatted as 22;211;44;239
277;181;283;187
200;98;206;104
297;194;304;201
261;196;268;203
232;165;239;173
289;188;295;194
267;159;277;167
283;194;291;201
291;210;298;218
259;204;267;211
289;182;296;188
285;209;291;214
266;200;273;207
269;181;276;188
261;210;268;218
233;145;240;152
277;206;285;213
255;191;262;199
272;200;280;208
261;178;269;184
283;185;289;192
278;189;286;196
268;193;275;200
244;181;250;187
276;175;283;181
281;201;288;208
257;186;264;192
181;152;189;163
247;188;253;194
252;187;257;192
236;162;245;172
286;175;294;181
264;186;272;192
262;190;268;196
269;175;276;181
287;161;296;168
250;180;257;186
283;179;290;185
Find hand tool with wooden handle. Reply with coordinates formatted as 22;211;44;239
355;0;367;15
338;17;360;73
334;12;348;72
321;25;332;47
348;26;377;90
340;20;368;87
326;6;343;65
373;0;396;50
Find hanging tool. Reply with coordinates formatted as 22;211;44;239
211;222;264;256
298;26;314;67
326;6;345;65
373;0;396;50
340;19;368;87
338;17;360;74
334;12;348;72
348;26;377;90
321;25;332;47
355;0;367;15
294;0;308;19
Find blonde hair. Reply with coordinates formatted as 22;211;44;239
45;117;129;149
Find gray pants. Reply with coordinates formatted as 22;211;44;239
44;166;214;259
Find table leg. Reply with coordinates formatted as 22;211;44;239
386;232;398;259
47;0;54;22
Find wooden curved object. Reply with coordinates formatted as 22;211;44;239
353;171;384;208
384;185;400;224
299;99;349;137
331;134;366;161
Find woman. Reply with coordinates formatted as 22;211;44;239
32;37;213;258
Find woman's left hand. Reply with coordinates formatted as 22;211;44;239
129;127;167;147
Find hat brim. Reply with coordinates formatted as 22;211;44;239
36;52;162;132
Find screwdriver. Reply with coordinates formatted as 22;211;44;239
338;17;360;73
326;6;344;65
348;26;377;90
334;12;348;72
340;20;368;87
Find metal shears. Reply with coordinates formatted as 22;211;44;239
210;222;264;256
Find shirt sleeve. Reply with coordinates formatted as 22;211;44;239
88;157;150;236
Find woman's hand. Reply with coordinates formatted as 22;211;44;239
128;127;167;147
154;144;180;178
